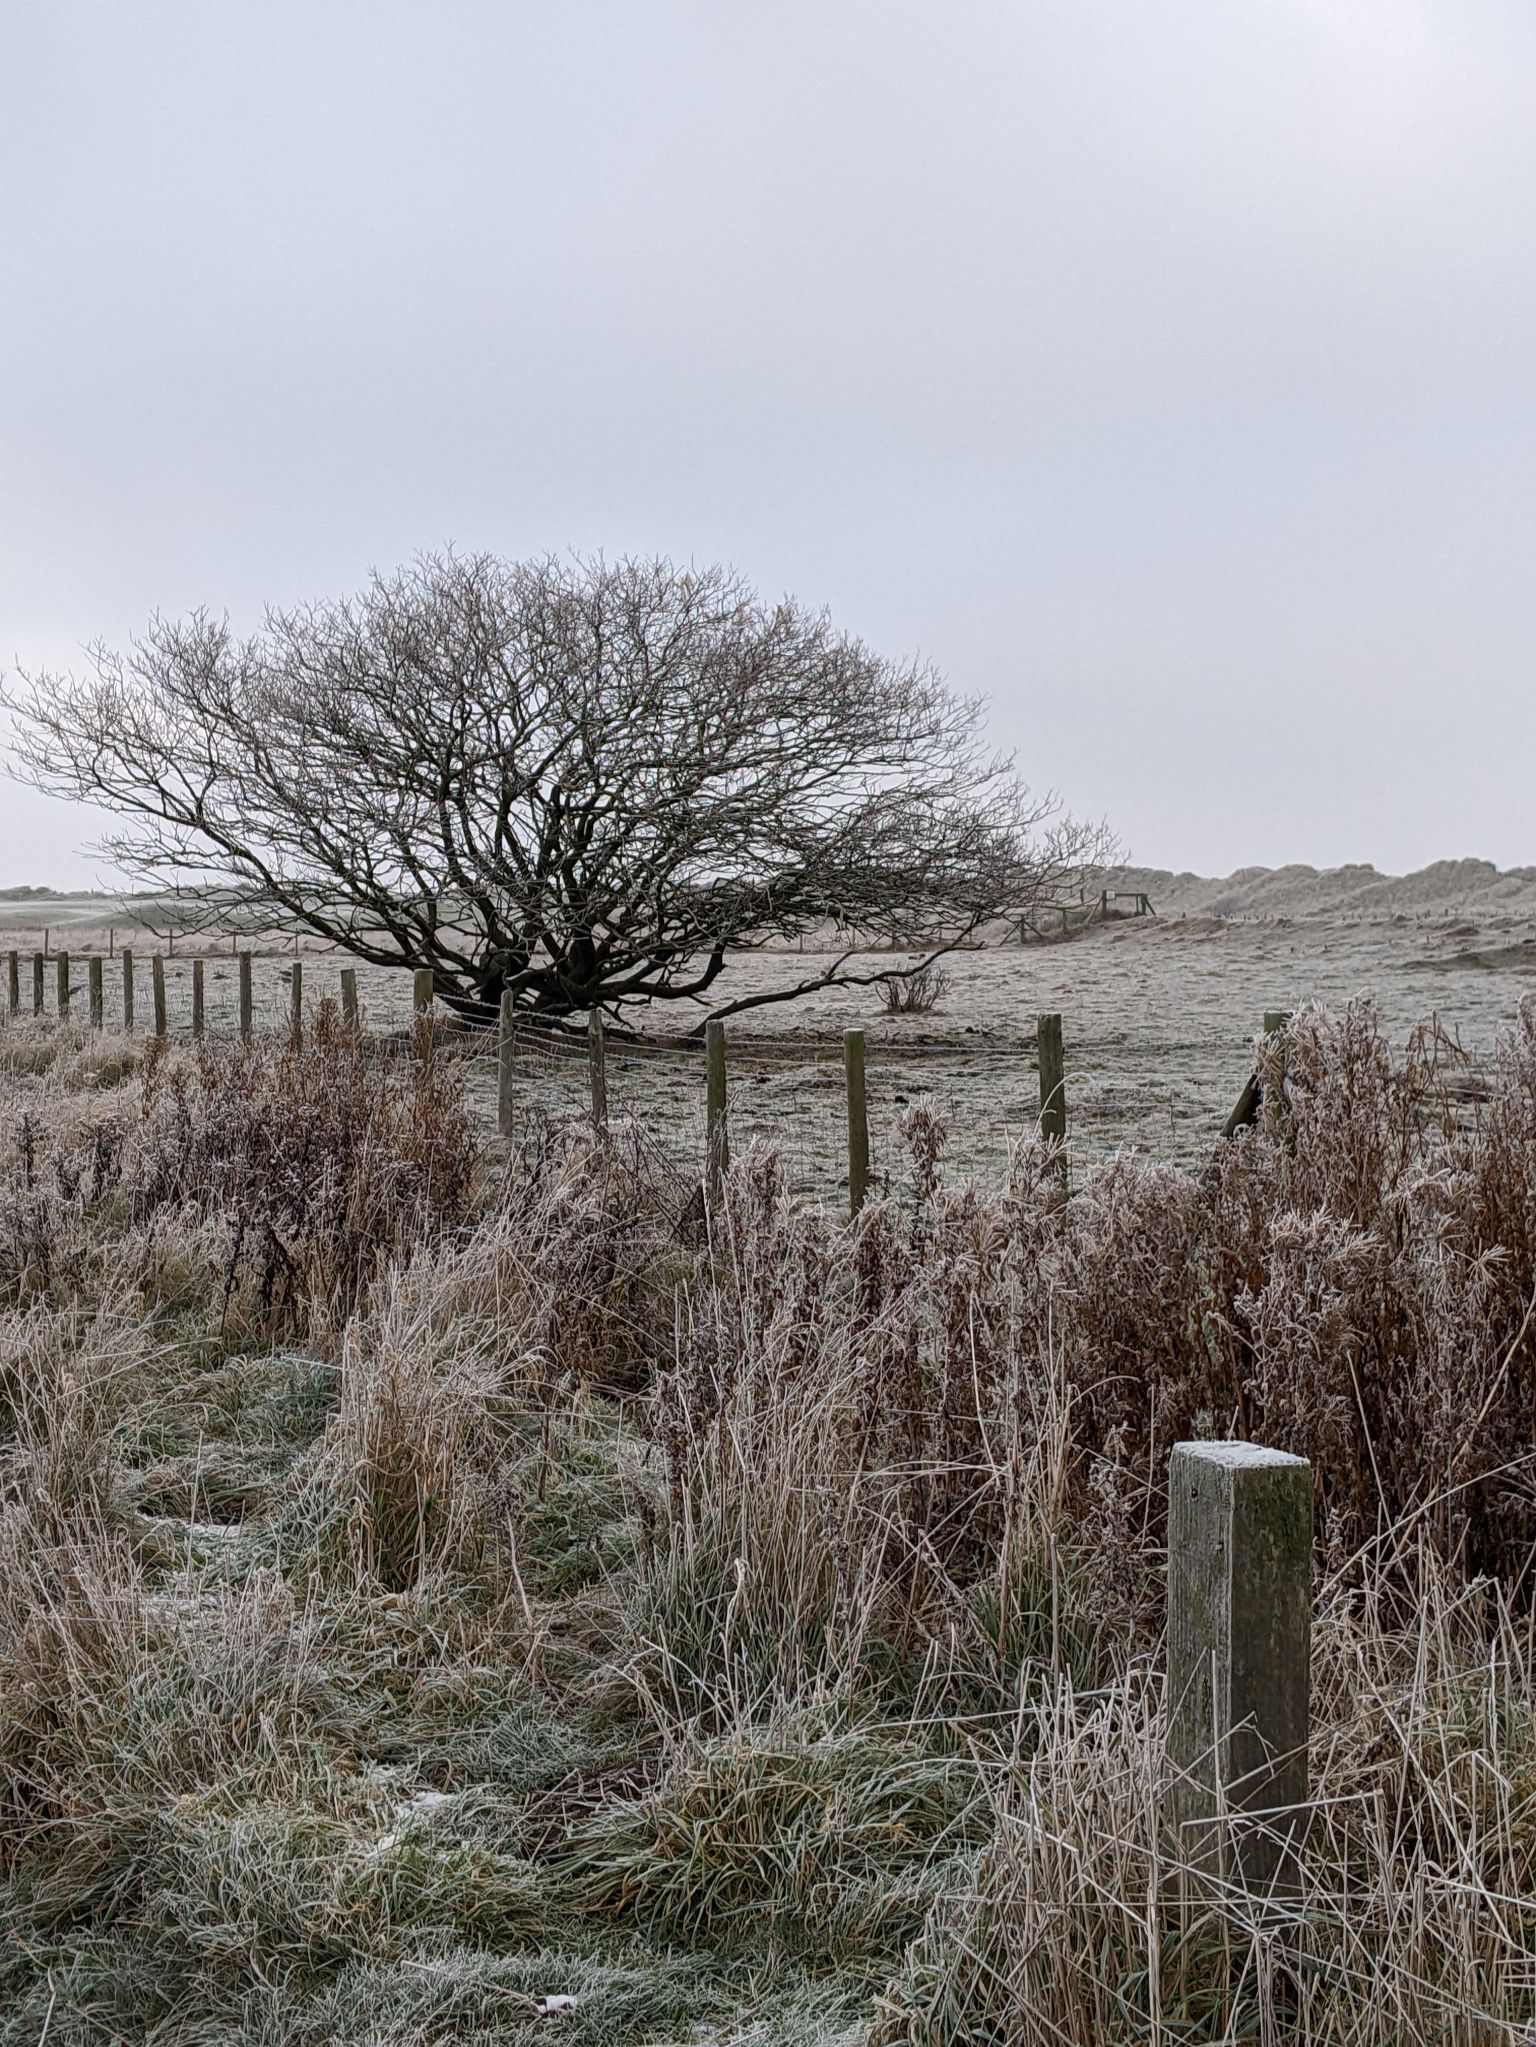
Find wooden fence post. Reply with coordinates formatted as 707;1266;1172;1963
340;966;359;1033
1036;1012;1067;1181
498;991;516;1138
151;953;167;1037
55;951;70;1021
588;1010;608;1129
705;1018;729;1206
290;960;303;1047
845;1027;870;1217
6;950;18;1020
411;969;434;1063
238;952;253;1041
1221;1011;1292;1141
32;952;44;1017
191;959;205;1039
1168;1441;1312;1889
88;956;104;1030
121;949;134;1031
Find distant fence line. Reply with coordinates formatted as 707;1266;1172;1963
4;942;1337;1217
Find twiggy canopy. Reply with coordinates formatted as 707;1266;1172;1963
4;555;1104;1021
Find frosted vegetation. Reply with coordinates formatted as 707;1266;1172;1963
3;999;1536;2042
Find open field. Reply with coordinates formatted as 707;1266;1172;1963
6;861;1535;1198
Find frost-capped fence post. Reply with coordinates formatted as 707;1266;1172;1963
497;990;516;1138
845;1027;870;1218
122;949;135;1032
55;950;70;1021
1167;1440;1312;1890
340;966;359;1033
289;960;303;1048
88;956;104;1030
191;959;204;1039
705;1018;729;1208
6;950;18;1020
151;953;167;1038
238;952;253;1041
588;1010;608;1130
1036;1011;1067;1185
32;952;44;1017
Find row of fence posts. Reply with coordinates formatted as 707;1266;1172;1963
3;949;438;1048
492;1001;1079;1219
9;948;1290;1224
4;947;1315;1875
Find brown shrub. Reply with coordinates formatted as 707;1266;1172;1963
129;1003;481;1336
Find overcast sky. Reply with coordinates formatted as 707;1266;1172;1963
3;0;1534;885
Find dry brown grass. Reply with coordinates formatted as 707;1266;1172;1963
2;998;1536;2042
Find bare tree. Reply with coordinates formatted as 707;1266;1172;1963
3;554;1107;1025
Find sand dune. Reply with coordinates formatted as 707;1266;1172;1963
1114;857;1536;920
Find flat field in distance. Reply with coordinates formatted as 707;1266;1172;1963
5;860;1533;1199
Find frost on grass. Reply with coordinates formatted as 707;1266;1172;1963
4;1001;1536;2041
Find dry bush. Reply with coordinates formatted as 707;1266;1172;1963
879;961;953;1016
290;1125;681;1607
638;1140;1105;1730
636;1002;1536;1742
0;1065;135;1309
130;1003;481;1336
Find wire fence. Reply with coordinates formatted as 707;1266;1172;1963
3;943;1499;1200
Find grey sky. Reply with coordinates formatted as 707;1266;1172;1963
4;0;1534;886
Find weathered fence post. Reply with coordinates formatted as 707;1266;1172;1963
497;990;516;1138
412;969;435;1063
1036;1012;1067;1181
1167;1441;1312;1890
1222;1011;1293;1141
55;950;70;1021
32;952;44;1017
238;952;253;1041
151;953;167;1037
289;960;303;1048
339;966;359;1033
122;949;135;1032
845;1027;870;1218
588;1010;608;1129
191;959;205;1039
88;956;104;1030
6;950;18;1020
705;1018;729;1207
